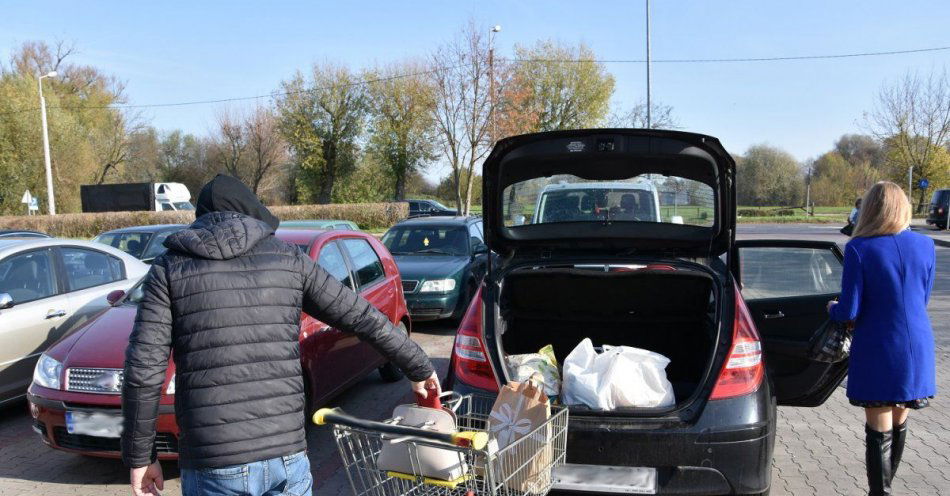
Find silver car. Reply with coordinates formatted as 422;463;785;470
0;238;148;404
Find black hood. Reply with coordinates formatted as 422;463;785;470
164;212;274;260
195;174;279;230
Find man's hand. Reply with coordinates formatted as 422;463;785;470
130;462;163;496
827;300;838;314
411;371;442;399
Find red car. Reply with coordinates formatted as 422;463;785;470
27;228;411;460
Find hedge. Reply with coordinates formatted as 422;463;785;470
0;202;408;239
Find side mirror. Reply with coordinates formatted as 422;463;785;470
670;215;685;225
473;243;489;255
0;293;13;309
106;289;126;306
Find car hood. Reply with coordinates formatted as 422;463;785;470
46;305;139;369
482;129;736;257
393;255;468;281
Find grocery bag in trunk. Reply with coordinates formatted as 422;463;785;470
487;378;552;493
562;338;676;409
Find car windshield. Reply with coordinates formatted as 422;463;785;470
503;174;715;227
173;202;195;210
382;226;469;256
427;200;451;210
94;232;153;259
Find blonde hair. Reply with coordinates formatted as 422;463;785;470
852;181;912;238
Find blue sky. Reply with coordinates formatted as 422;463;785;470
3;0;949;180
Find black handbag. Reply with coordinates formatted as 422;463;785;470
839;223;854;236
810;319;854;363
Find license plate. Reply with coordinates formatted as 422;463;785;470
553;463;657;494
65;411;123;438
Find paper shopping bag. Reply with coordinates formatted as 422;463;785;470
487;379;552;493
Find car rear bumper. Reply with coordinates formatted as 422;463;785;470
450;380;776;495
405;292;459;320
27;391;179;460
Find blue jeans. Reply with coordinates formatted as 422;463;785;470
181;451;312;496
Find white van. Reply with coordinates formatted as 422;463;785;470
531;180;678;224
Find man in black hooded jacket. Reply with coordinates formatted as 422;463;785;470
121;175;439;496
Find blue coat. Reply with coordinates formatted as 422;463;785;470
830;230;936;402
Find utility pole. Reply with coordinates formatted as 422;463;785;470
805;165;812;216
38;71;58;215
489;25;501;143
645;0;652;129
907;165;913;206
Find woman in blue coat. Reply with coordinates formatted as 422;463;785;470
829;181;936;495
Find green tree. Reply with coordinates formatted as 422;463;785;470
507;40;615;132
809;152;864;206
0;41;130;213
735;145;803;206
366;62;437;201
276;62;367;204
868;70;950;212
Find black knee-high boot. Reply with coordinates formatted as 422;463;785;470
891;421;907;479
866;425;893;495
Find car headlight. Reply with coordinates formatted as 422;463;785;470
166;374;175;395
33;354;63;390
419;278;457;293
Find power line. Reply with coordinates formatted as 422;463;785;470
501;45;950;64
1;44;948;117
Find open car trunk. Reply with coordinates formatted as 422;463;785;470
497;264;720;413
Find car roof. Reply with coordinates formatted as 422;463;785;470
394;215;477;226
99;224;187;235
540;181;656;193
274;228;330;245
0;229;49;235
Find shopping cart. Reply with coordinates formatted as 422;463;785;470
313;393;569;496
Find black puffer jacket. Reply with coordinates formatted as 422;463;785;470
121;212;433;469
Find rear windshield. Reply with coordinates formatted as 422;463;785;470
503;175;715;228
932;190;950;205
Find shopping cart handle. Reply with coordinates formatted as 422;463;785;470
312;408;488;450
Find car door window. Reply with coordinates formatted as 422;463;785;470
740;247;842;301
341;239;385;290
62;248;124;291
0;249;57;304
141;230;176;260
468;222;483;251
318;241;354;290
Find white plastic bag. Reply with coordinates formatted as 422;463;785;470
561;338;675;410
505;344;561;398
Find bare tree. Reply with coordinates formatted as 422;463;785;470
609;101;677;129
214;108;248;179
868;70;950;212
244;105;290;198
430;22;495;215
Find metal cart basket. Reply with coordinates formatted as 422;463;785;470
313;394;569;496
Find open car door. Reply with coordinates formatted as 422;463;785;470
732;239;849;407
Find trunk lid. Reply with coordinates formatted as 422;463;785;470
483;129;736;257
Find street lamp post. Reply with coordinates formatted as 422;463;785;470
38;71;58;215
489;25;501;143
645;0;652;129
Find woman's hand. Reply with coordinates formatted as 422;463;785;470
411;371;442;399
826;300;838;314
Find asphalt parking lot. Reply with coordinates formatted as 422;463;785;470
1;224;947;495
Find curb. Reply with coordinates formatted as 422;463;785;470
910;226;950;248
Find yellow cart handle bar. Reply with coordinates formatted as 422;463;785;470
313;408;488;450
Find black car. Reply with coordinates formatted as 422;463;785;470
0;229;51;239
926;188;949;229
382;216;489;321
447;129;846;495
92;224;185;263
407;199;459;218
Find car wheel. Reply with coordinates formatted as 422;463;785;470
378;322;408;382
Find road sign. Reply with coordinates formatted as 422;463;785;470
29;197;39;211
21;190;32;204
919;178;930;189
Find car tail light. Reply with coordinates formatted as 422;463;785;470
710;287;764;400
452;287;499;392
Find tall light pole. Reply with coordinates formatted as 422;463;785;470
38;71;58;215
645;0;652;129
489;25;501;143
